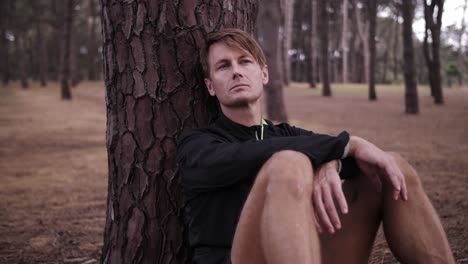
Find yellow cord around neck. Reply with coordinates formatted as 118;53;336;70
260;116;267;140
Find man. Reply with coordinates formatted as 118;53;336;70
176;28;454;264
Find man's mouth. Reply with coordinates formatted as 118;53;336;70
230;84;249;90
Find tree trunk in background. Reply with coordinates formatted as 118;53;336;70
457;0;467;86
309;0;318;88
423;0;444;104
402;0;419;114
70;38;80;87
1;1;13;86
50;0;64;81
368;0;377;100
342;0;349;83
282;0;294;86
258;0;288;122
319;0;331;96
100;1;257;263
349;4;359;83
354;0;369;83
392;9;400;81
37;23;48;87
61;0;74;100
16;33;30;89
87;0;99;80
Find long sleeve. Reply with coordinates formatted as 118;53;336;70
177;129;349;191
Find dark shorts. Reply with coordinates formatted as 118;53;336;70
193;247;231;264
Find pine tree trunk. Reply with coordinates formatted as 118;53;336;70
392;8;400;82
100;1;258;263
282;0;294;86
423;0;444;104
402;0;419;114
342;0;349;83
61;0;73;100
37;24;48;87
368;0;377;100
354;0;369;83
457;0;467;86
309;0;318;88
319;0;331;96
258;0;288;122
87;0;99;81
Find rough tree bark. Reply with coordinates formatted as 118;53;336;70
342;0;349;83
319;0;331;96
423;0;444;104
402;0;419;114
60;0;74;100
258;0;288;122
100;1;258;263
309;0;318;88
368;0;377;100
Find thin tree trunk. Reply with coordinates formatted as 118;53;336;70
402;0;419;114
392;8;400;81
349;4;359;83
309;0;318;88
88;0;99;80
354;0;369;83
457;0;467;86
282;0;294;86
61;0;74;100
342;0;349;83
423;0;444;104
382;48;389;83
37;24;47;87
368;0;377;100
319;0;331;96
100;1;257;263
258;0;288;122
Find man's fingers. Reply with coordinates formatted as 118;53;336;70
331;181;348;215
385;164;402;200
323;187;341;231
313;211;323;234
313;190;334;234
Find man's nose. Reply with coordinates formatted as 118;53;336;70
231;62;243;79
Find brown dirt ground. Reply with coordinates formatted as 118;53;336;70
0;81;467;263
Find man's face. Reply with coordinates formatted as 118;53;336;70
204;42;268;108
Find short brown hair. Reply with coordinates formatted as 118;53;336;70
201;28;266;78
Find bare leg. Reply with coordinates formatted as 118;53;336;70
320;170;383;263
320;153;455;264
231;150;320;264
382;153;455;264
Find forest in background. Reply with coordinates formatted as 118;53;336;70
1;1;468;263
1;0;466;99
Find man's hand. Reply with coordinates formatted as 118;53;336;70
348;136;408;201
313;160;348;234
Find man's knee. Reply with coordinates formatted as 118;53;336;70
387;151;422;190
261;150;314;200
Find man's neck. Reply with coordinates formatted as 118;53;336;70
221;103;262;127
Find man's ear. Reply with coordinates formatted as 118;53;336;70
204;78;216;96
262;65;269;85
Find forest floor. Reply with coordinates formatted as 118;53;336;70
0;81;467;263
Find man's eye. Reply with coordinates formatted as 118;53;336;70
240;59;252;64
218;64;229;69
